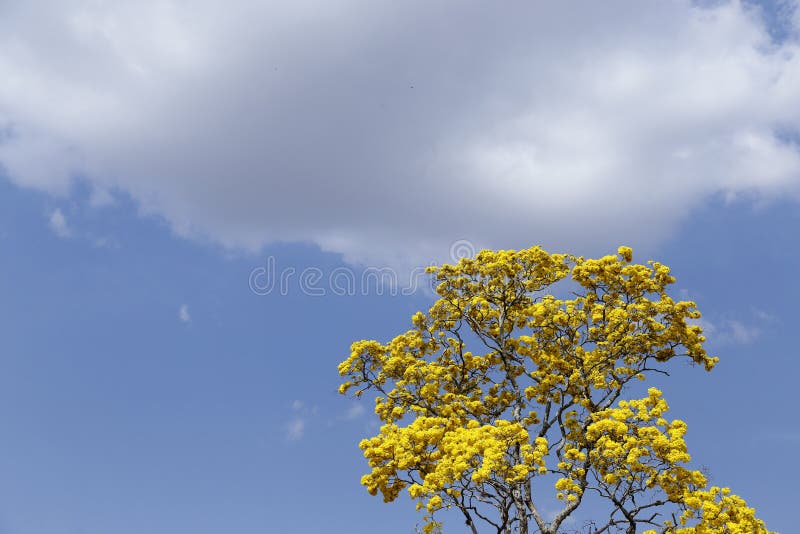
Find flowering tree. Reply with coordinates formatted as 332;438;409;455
338;246;771;534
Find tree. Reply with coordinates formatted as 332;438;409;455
338;246;771;534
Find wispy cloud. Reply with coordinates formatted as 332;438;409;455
88;187;115;207
753;308;779;323
48;208;71;238
692;317;717;338
286;418;305;441
286;399;318;441
681;287;774;347
693;316;766;346
727;319;760;344
92;236;120;249
178;304;191;324
343;403;366;421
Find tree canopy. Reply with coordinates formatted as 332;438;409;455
338;246;771;534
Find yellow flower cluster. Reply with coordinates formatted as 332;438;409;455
676;485;771;533
359;416;548;511
585;389;695;489
337;246;767;532
641;486;771;533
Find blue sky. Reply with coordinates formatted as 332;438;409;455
1;1;799;533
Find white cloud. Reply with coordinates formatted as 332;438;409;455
92;235;120;249
727;319;760;344
692;316;762;345
753;308;778;322
692;317;717;338
286;418;305;441
343;403;366;421
178;304;191;323
88;187;115;207
286;400;320;439
3;1;800;265
48;208;71;238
